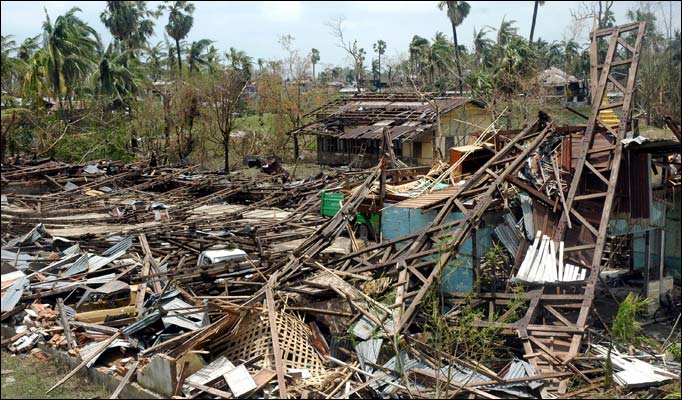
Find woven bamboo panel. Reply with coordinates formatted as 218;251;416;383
221;310;328;381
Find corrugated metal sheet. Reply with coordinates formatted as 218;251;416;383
102;236;133;256
519;192;535;239
494;213;523;256
355;338;383;373
1;277;28;312
62;254;90;277
122;309;161;335
6;223;47;247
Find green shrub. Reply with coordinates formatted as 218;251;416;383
611;292;649;346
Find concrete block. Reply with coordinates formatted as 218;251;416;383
137;354;177;397
646;276;675;315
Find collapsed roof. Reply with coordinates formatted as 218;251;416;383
292;92;486;142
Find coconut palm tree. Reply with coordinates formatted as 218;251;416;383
100;1;158;62
205;45;221;74
548;41;564;66
311;48;320;81
529;1;545;44
437;1;470;94
496;18;519;46
186;39;213;74
409;35;429;81
473;26;493;67
41;7;101;117
226;47;253;80
430;32;454;87
92;41;137;103
1;35;29;95
144;41;165;81
17;36;41;62
160;1;195;74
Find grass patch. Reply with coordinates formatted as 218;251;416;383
1;350;109;399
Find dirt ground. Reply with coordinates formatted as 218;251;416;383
1;350;109;399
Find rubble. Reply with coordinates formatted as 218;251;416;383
1;21;680;399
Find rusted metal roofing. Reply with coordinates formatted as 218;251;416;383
291;93;485;140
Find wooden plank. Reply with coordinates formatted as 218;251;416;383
47;331;122;394
574;192;607;201
173;361;190;397
56;298;75;351
584;160;610;185
617;37;635;54
569;209;599;238
138;234;162;293
265;285;287;399
110;360;139;399
543;304;575;327
607;74;628;94
186;381;233;398
598;101;624;111
551;155;572;229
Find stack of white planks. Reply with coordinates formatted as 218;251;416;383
513;231;587;284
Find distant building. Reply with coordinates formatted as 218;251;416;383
291;92;490;168
538;67;588;104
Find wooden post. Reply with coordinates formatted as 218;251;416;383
644;230;650;296
472;228;479;295
265;285;287;399
659;229;665;295
56;298;75;352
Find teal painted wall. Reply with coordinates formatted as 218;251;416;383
630;197;681;281
664;195;681;280
382;206;494;292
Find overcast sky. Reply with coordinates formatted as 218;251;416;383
2;1;680;69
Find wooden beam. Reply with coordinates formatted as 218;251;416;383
110;360;139;399
265;285;288;399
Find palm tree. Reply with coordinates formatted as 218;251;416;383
100;1;158;62
497;18;519;46
529;1;545;44
226;47;253;80
161;1;195;74
41;7;101;117
372;40;386;86
548;41;564;66
186;39;213;74
18;36;41;62
430;32;454;87
93;41;137;103
144;41;165;81
1;35;18;91
311;48;320;81
438;1;470;94
409;35;429;80
473;26;493;67
205;45;220;74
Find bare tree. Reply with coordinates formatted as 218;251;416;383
326;16;366;92
205;70;248;173
570;1;615;30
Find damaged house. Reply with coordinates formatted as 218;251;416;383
291;93;491;167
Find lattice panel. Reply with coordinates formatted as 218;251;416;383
221;310;328;381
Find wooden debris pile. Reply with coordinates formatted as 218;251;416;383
1;21;680;399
